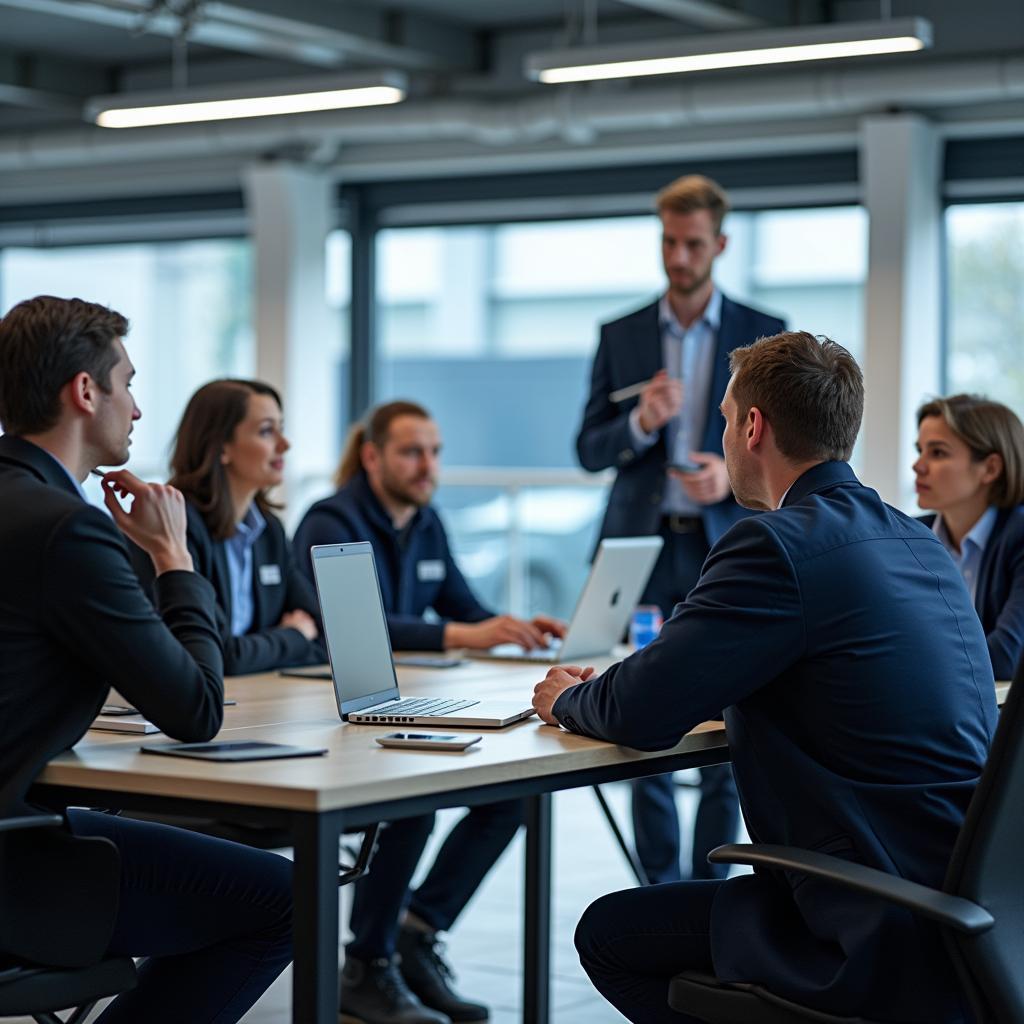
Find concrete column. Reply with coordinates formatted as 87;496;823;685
243;163;339;519
860;114;942;509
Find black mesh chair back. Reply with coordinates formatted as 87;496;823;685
941;661;1024;1023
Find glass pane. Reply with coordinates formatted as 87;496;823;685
0;239;253;502
946;202;1024;410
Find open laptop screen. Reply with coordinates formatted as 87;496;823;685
310;542;400;716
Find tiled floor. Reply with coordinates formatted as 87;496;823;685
41;776;716;1024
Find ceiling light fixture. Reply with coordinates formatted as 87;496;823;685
525;18;932;85
88;72;408;129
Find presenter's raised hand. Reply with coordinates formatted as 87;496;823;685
100;469;193;574
673;451;731;505
532;664;597;725
279;609;319;641
637;370;683;434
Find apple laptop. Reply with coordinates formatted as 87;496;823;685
310;542;535;728
471;536;664;663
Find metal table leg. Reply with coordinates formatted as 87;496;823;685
523;792;553;1024
293;811;341;1023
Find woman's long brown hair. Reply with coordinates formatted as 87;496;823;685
169;378;283;540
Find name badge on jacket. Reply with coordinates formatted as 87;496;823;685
417;559;446;583
258;563;282;586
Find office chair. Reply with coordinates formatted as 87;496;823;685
668;665;1023;1024
0;812;137;1023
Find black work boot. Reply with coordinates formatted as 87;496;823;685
396;923;489;1022
339;955;451;1024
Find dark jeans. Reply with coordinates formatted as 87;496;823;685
575;879;722;1024
348;798;523;959
632;521;740;883
66;808;292;1024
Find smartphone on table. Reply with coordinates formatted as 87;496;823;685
375;733;481;751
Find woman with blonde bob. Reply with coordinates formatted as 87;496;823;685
914;393;1024;678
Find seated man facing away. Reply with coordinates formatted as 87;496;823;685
293;400;565;1024
0;296;292;1024
533;331;996;1024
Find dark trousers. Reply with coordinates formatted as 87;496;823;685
66;808;292;1024
348;799;523;959
632;520;740;883
575;880;721;1023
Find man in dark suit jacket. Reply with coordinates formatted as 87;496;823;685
576;174;785;885
538;332;996;1023
0;296;292;1023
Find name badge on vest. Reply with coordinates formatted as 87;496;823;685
417;559;446;583
258;563;282;586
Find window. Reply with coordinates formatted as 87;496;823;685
945;202;1024;412
374;207;866;617
0;239;253;502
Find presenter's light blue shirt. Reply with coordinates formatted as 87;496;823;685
932;505;997;603
223;503;267;637
628;289;721;515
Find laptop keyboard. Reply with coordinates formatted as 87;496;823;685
366;697;479;717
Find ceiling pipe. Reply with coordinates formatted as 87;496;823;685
0;55;1021;173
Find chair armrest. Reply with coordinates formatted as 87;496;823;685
709;843;994;935
0;813;62;834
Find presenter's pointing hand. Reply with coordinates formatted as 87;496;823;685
100;470;193;574
637;370;683;434
532;664;597;725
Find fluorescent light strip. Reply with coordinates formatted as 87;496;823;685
538;36;925;84
96;85;405;129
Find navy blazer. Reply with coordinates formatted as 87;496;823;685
293;471;493;651
0;435;223;816
129;501;322;676
554;462;996;1022
575;294;785;545
920;507;1024;680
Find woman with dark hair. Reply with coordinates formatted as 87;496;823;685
914;392;1024;678
131;378;321;675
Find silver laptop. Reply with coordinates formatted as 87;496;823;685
311;542;536;728
472;536;664;663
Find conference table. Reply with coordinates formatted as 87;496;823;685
30;654;730;1024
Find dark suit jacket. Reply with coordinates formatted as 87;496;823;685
129;501;322;676
0;435;224;818
554;461;997;1022
293;471;493;651
920;507;1024;680
576;295;785;545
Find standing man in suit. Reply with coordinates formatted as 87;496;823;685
539;332;996;1023
576;175;785;884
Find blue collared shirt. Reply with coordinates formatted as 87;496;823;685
932;506;997;603
628;289;722;515
222;503;267;637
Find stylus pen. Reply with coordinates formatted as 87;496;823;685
89;468;106;479
609;379;650;403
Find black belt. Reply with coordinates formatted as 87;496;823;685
662;514;703;534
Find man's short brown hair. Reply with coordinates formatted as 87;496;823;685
655;175;730;234
0;295;127;435
729;331;864;464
